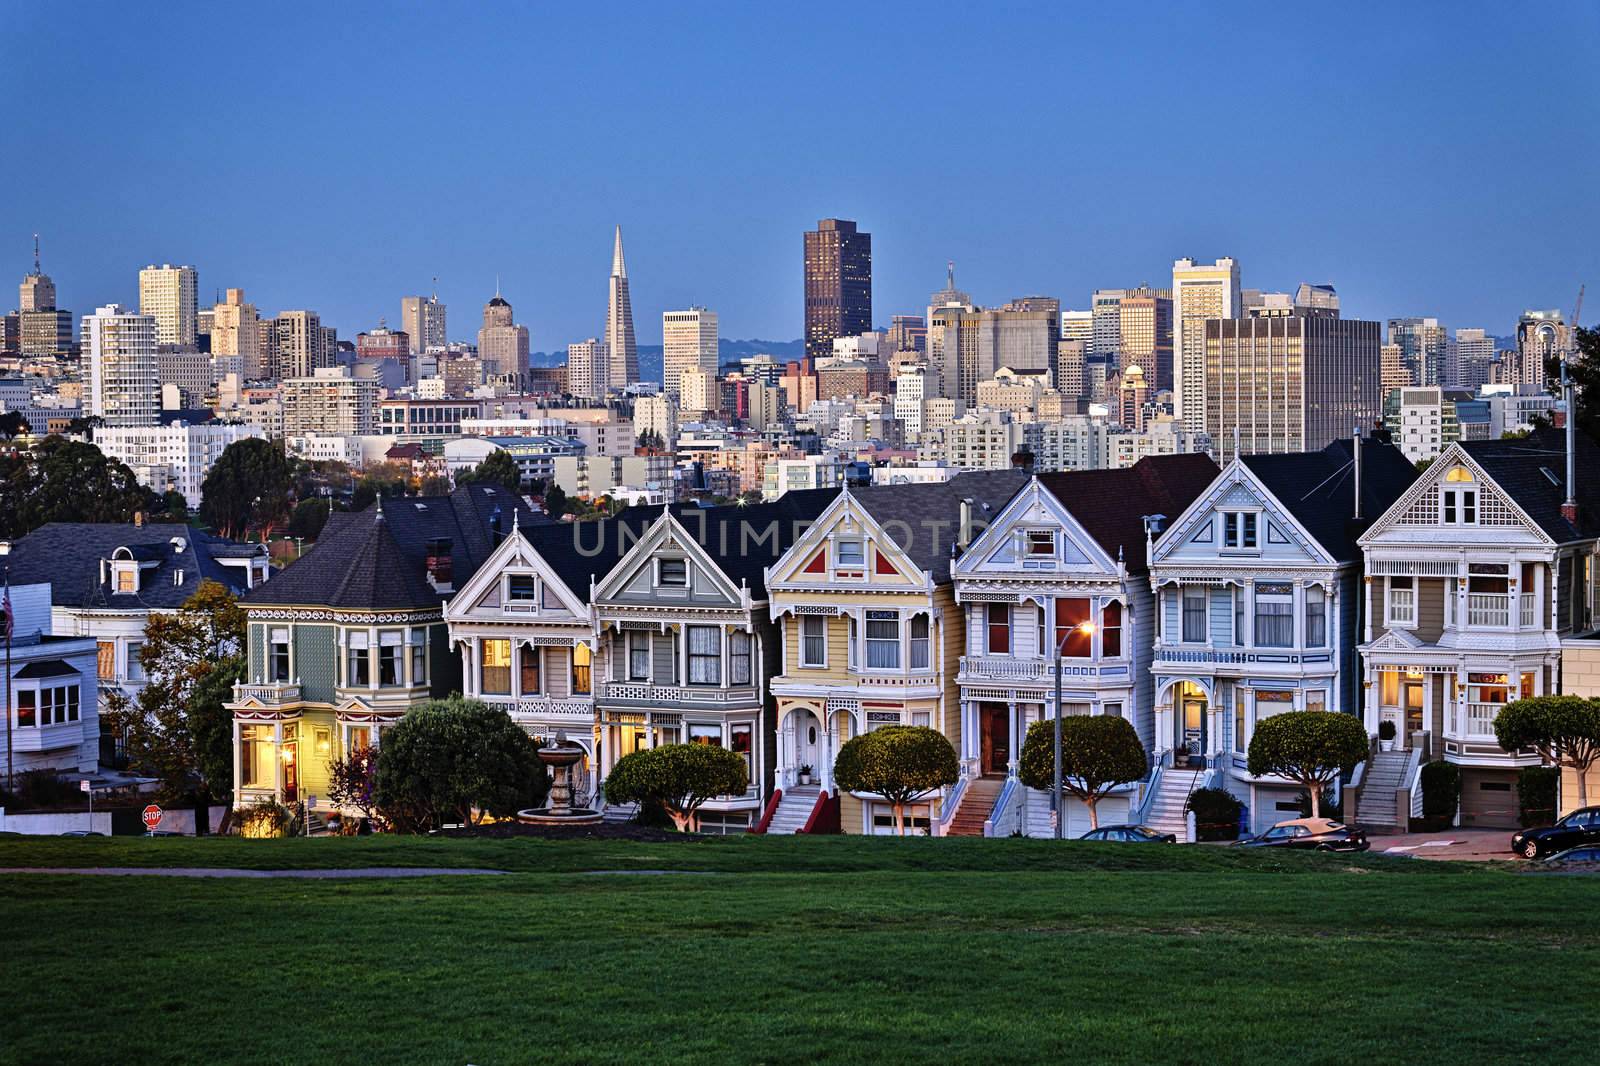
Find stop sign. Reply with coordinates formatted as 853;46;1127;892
141;804;164;831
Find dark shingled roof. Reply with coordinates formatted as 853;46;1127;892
1038;454;1220;573
4;523;265;610
1461;425;1600;542
854;470;1030;582
1243;439;1418;562
244;483;535;611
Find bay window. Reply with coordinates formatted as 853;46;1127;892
986;603;1010;654
519;643;541;695
1102;601;1122;657
1054;598;1092;657
1305;587;1326;647
730;723;753;776
16;690;35;728
239;724;274;788
1253;583;1294;647
688;722;723;746
346;631;370;686
910;614;930;670
730;630;753;685
1467;672;1508;736
378;631;403;687
1387;576;1416;626
268;628;291;682
571;643;592;695
865;610;901;669
480;639;512;695
688;626;721;685
409;629;427;686
1182;588;1206;643
800;615;826;667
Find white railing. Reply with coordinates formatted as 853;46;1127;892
1152;647;1254;665
960;656;1048;681
984;777;1023;838
232;681;301;704
1467;593;1509;628
480;696;594;720
1465;702;1500;739
1387;589;1416;626
599;682;759;705
1519;593;1536;628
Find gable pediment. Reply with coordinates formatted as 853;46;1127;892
1363;447;1551;546
1152;463;1333;569
955;480;1117;578
444;527;590;623
593;512;744;606
767;491;925;590
1366;628;1423;652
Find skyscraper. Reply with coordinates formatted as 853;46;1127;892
83;304;160;427
926;264;974;400
139;264;199;347
211;289;262;379
477;287;530;381
401;293;447;355
1089;289;1125;363
1515;309;1568;388
19;235;55;312
1172;257;1241;430
1387;317;1448;387
567;338;605;400
605;226;638;390
1118;286;1174;392
804;218;872;363
662;307;718;399
1451;328;1496;389
270;311;326;380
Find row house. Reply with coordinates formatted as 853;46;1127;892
1149;438;1417;833
764;470;1028;835
951;455;1217;837
227;484;530;807
1357;427;1600;827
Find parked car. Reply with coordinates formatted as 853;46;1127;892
1511;806;1600;859
1540;844;1600;867
1080;825;1177;844
59;830;107;837
1234;817;1369;852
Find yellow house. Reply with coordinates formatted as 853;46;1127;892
1557;635;1600;815
763;471;1026;834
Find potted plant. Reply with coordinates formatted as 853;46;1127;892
798;764;814;786
1378;720;1397;752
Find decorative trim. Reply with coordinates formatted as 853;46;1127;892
246;607;442;625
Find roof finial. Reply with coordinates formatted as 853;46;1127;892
375;495;385;521
495;273;501;298
512;507;520;534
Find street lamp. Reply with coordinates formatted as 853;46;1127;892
1053;617;1096;841
1;540;12;794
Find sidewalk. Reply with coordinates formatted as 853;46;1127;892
1369;828;1514;861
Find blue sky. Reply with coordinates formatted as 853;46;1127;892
4;1;1596;349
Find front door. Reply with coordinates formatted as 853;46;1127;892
283;743;299;802
791;708;821;782
1404;681;1424;742
980;703;1009;776
1177;682;1207;763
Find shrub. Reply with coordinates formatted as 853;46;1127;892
1378;720;1396;741
1019;716;1148;831
0;770;84;811
602;744;749;832
1185;786;1243;841
1246;711;1368;818
1517;766;1559;828
374;697;549;832
833;725;959;836
1419;760;1461;828
236;797;293;838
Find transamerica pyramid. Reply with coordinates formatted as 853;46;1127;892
604;225;638;390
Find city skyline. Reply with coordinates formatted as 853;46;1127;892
4;2;1597;349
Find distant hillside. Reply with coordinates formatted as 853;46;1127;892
528;338;805;381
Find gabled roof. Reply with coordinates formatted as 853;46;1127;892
1038;454;1219;574
4;523;265;610
1459;426;1600;543
1242;439;1417;563
243;483;535;611
848;470;1029;583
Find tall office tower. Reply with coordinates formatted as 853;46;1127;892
19;235;55;312
401;293;447;355
476;289;529;381
1205;312;1381;463
211;288;263;378
1294;282;1339;315
1515;309;1568;389
1452;328;1497;389
83;304;160;427
1172;257;1241;430
926;264;975;401
887;314;927;355
139;264;199;347
1057;339;1087;398
271;311;325;380
662;306;718;398
604;226;639;390
974;301;1059;384
566;338;606;400
1090;289;1125;364
1387;317;1448;387
680;365;718;416
1380;343;1414;394
1118;286;1174;392
803;218;872;362
1061;309;1092;344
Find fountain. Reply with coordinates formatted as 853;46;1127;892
517;731;603;826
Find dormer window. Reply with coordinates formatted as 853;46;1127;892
659;558;688;587
836;539;865;569
1443;467;1477;524
1026;530;1055;558
1222;512;1258;551
506;574;538;610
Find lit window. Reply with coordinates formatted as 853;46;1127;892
480;638;511;695
572;643;592;695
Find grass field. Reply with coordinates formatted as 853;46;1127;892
2;834;1594;1065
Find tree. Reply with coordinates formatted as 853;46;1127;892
544;483;570;519
199;437;294;540
455;449;523;492
635;429;665;452
373;697;548;832
158;489;188;522
109;580;247;803
1494;695;1600;809
1019;715;1148;830
326;744;384;832
0;410;30;440
287;497;331;541
0;437;160;539
832;725;959;835
1548;326;1600;440
1246;711;1368;818
602;744;749;832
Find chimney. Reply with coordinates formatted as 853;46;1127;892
1010;447;1035;473
958;498;974;551
425;537;454;592
1562;353;1578;525
1352;426;1362;522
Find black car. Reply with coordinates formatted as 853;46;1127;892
1234;818;1370;852
1511;806;1600;859
1080;824;1177;843
1541;844;1600;867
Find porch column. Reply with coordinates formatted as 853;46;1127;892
511;641;521;700
1007;701;1019;777
645;709;655;749
272;720;283;802
232;719;241;798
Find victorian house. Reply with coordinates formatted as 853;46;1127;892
952;455;1216;838
764;470;1027;835
1149;438;1416;834
228;484;530;811
1356;427;1600;828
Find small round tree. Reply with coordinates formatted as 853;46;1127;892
602;744;749;832
373;697;548;832
832;725;958;836
1494;695;1600;809
1246;711;1368;819
1018;715;1148;831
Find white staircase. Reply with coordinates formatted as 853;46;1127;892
765;786;821;835
1145;767;1204;838
602;802;638;823
1356;750;1411;828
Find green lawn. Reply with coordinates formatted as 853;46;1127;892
2;835;1592;1064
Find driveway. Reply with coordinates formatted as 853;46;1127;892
1371;828;1514;861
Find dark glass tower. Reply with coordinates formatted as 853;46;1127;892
804;218;872;362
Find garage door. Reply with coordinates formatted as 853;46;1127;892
1067;796;1130;838
1460;770;1520;828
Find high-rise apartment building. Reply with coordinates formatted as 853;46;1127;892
211;288;263;379
1205;312;1381;462
1061;310;1092;344
662;306;718;399
605;226;638;390
1118;286;1174;392
680;365;718;416
1380;343;1414;394
1172;257;1241;430
139;264;199;347
803;218;872;362
1515;309;1568;388
19;236;55;312
973;301;1060;385
281;367;378;436
401;294;447;355
83;304;160;427
1451;328;1497;390
566;338;606;400
477;289;530;381
1090;289;1125;363
267;311;327;380
1387;317;1448;387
